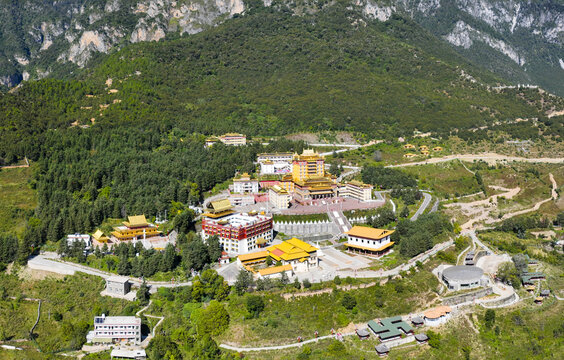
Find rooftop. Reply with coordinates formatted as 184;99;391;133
238;250;269;262
258;264;292;276
346;226;395;240
106;276;129;284
110;349;146;359
204;212;271;228
442;265;483;282
423;305;452;319
124;215;148;228
94;316;141;325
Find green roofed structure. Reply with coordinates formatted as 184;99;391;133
368;316;414;341
521;272;545;285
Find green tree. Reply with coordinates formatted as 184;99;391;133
246;295;265;318
193;300;230;336
427;330;441;348
234;269;254;295
137;281;150;306
341;293;357;310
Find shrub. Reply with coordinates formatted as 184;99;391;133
341;293;357;310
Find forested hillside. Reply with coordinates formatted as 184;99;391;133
0;3;563;262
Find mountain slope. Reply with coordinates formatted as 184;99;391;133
1;3;562;164
0;0;562;96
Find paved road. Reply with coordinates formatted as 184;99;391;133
28;253;192;289
220;332;356;352
410;192;432;221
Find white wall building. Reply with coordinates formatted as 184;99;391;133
257;152;293;175
232;173;259;193
91;315;141;344
345;226;395;257
339;180;373;201
67;233;92;250
268;185;291;209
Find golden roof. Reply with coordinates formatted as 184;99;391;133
208;199;233;213
270;185;288;194
92;229;107;240
267;238;318;261
124;215;148;227
433;147;443;151
258;264;293;276
238;250;269;262
424;305;452;319
346;226;395;240
404;144;415;149
221;133;245;137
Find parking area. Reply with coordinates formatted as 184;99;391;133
320;247;372;271
476;253;512;275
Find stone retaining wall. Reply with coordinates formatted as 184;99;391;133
443;287;493;306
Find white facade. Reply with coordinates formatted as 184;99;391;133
259;161;292;175
347;233;391;251
268;186;291;209
67;233;92;250
424;314;450;327
233;176;259;193
92;315;141;344
257;153;293;163
228;194;256;206
339;181;373;202
105;276;131;296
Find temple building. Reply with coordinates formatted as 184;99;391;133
257;152;293;175
344;226;394;257
292;149;326;181
236;237;319;273
110;215;160;242
201;199;273;255
219;133;246;146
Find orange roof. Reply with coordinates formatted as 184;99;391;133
238;251;269;262
345;242;394;252
258;264;292;276
423;306;452;319
346;226;394;240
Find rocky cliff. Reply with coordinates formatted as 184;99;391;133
0;0;562;94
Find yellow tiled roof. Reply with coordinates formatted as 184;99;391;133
346;226;395;240
258;264;292;276
126;215;148;227
286;238;318;252
209;199;233;213
92;229;106;240
238;250;269;262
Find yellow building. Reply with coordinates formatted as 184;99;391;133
403;153;417;158
219;133;246;146
92;229;109;243
292;149;326;182
203;199;235;218
419;145;429;151
433;147;443;151
421;150;430;155
345;226;395;257
111;215;160;242
237;238;319;273
403;144;415;149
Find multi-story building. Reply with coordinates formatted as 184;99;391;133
91;315;141;344
201;203;273;255
111;215;160;242
219;133;246;146
339;180;373;201
345;226;395;257
257;153;293;175
268;185;291;209
291;149;325;182
232;173;259;193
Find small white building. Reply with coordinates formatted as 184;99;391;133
110;349;146;360
232;173;259;193
423;306;452;327
257;153;293;175
106;276;131;296
67;233;92;250
91;315;141;344
268;185;291;209
228;193;256;206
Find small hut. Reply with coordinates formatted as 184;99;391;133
534;296;543;304
540;290;550;297
356;328;370;340
415;333;429;344
411;316;424;327
375;344;390;357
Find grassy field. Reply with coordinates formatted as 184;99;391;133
0;272;136;354
0;166;36;234
216;269;440;347
401;161;480;198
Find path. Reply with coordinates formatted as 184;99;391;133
0;157;29;169
27;253;192;289
386;153;564;168
410;192;432;221
220;332;356;352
